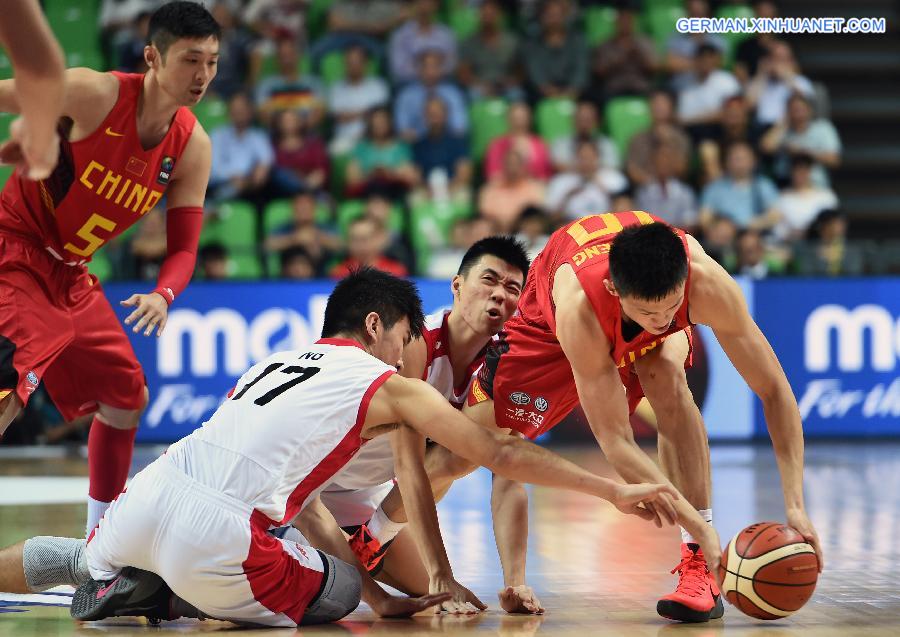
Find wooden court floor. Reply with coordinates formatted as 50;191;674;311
1;441;898;636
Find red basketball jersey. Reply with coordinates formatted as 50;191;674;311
0;72;196;265
521;210;693;369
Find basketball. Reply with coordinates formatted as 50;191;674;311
719;522;819;620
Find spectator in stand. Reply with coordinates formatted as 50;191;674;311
698;95;760;183
484;102;552;181
676;44;741;142
522;0;588;101
115;11;152;73
412;96;473;196
457;0;523;100
207;2;256;99
426;216;498;278
626;88;691;186
330;216;408;278
515;205;552;261
129;206;167;281
208;92;276;203
198;243;230;281
270;109;330;195
700;213;738;271
666;0;727;90
100;0;161;69
243;0;307;44
635;144;698;232
345;107;419;198
255;37;325;126
545;139;628;221
734;1;780;84
360;194;415;271
478;148;545;234
735;228;782;279
760;92;841;188
264;192;341;273
551;100;619;173
700;141;779;232
793;209;864;276
394;50;468;142
310;0;409;69
388;0;457;85
327;45;390;155
746;40;814;129
772;154;839;242
280;246;317;279
588;8;656;103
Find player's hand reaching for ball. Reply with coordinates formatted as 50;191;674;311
121;292;170;337
498;584;544;614
786;507;823;572
612;482;679;527
429;573;487;614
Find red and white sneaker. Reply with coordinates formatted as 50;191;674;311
347;524;392;575
657;543;724;622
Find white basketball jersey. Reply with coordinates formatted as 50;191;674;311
329;310;488;489
166;338;395;526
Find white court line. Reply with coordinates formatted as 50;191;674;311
0;477;90;505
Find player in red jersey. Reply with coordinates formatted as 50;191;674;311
0;2;219;536
376;211;823;621
0;0;66;179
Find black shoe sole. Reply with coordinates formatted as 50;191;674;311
71;567;167;621
657;595;724;623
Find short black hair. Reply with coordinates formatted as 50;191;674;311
280;246;314;269
457;235;530;281
199;242;227;261
321;268;425;340
148;1;220;58
609;223;688;300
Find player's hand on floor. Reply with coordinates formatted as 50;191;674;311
121;292;169;337
696;528;724;587
373;592;452;618
786;507;824;572
429;573;486;614
613;483;679;527
498;585;544;614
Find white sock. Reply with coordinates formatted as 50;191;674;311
680;508;713;545
86;497;111;538
367;505;405;545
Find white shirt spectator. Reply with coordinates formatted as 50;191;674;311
678;70;741;122
328;77;390;154
545;169;629;220
773;187;839;240
551;136;620;171
635;178;698;229
756;75;814;126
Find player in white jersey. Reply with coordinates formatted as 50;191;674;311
308;237;529;613
0;268;680;628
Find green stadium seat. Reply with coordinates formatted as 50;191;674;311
46;2;102;57
643;4;686;52
409;198;472;273
193;96;230;132
200;201;262;279
87;248;113;282
469;99;509;160
0;52;12;80
258;53;312;80
605;96;652;157
536;98;576;144
447;4;479;40
0;112;16;185
263;198;331;236
716;4;756;64
585;7;618;46
329;152;352;195
307;0;335;42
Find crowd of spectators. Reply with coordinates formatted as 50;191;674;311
95;0;857;281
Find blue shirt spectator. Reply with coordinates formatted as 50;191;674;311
700;142;778;229
208;93;274;201
412;97;472;188
394;50;468;142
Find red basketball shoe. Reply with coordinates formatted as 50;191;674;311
657;543;724;622
347;524;391;575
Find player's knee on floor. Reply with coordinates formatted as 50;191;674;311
300;551;361;625
23;536;90;592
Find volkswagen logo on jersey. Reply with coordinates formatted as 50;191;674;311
534;396;549;412
510;391;531;406
157;156;175;185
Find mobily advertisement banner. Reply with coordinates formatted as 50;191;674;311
104;281;453;442
755;278;900;436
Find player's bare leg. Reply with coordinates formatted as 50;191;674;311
0;392;23;437
85;389;149;536
634;330;720;622
374;529;429;595
0;541;29;593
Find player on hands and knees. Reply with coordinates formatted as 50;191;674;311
376;213;822;621
297;236;529;614
0;268;678;626
0;1;218;537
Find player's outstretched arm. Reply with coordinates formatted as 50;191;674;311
390;425;486;614
552;268;722;572
687;236;822;570
369;376;679;521
294;497;451;617
0;0;65;179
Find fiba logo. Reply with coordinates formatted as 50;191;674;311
804;304;900;372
